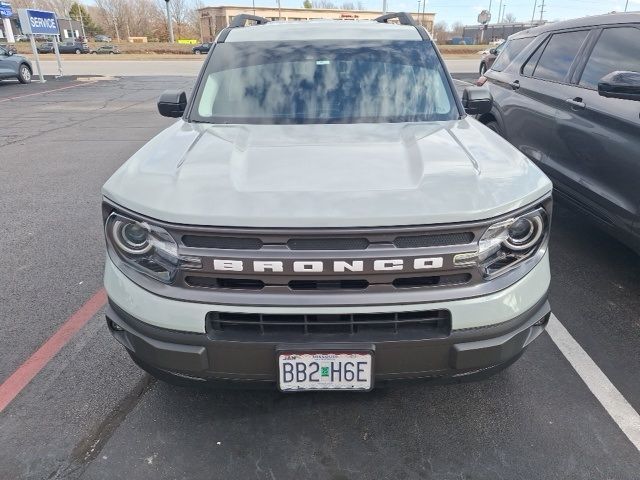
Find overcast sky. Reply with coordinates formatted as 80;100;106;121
210;0;639;27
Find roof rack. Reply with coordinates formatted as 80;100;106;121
375;12;417;27
228;14;270;28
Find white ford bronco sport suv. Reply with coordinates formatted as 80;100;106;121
102;13;552;391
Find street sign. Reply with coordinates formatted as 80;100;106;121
0;2;13;18
17;9;59;35
478;10;491;25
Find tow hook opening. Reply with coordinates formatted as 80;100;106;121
108;319;125;332
533;312;551;327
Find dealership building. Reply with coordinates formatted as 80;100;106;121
199;5;435;42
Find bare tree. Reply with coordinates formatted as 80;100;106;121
433;21;449;44
450;21;464;36
504;12;516;23
315;0;338;8
341;1;355;9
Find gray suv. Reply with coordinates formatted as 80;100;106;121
478;13;640;252
102;13;553;391
0;46;32;83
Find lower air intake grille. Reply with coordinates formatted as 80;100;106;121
207;309;451;336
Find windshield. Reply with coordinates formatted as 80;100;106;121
190;41;459;124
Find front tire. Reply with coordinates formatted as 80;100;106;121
18;64;32;84
75;48;81;54
194;50;201;54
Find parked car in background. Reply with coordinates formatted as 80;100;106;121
58;41;90;54
91;45;120;54
14;34;28;42
95;34;112;42
192;42;212;54
0;45;33;83
36;42;54;53
478;13;640;252
479;41;505;75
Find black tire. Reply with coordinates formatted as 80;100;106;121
17;64;32;84
194;50;201;54
75;48;81;54
479;62;487;75
485;120;502;136
109;51;115;55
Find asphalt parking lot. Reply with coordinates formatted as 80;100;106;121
0;74;639;480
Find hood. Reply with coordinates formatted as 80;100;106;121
102;119;551;227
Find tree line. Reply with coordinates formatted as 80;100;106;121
10;0;203;41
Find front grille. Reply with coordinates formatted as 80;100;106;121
185;276;265;290
288;279;369;290
183;274;471;291
287;238;370;250
392;273;471;288
394;232;474;248
207;309;451;336
182;235;263;249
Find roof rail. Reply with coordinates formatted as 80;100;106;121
375;12;417;27
228;14;270;28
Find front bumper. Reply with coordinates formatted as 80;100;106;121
104;254;551;385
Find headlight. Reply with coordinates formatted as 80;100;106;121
454;207;549;279
105;213;201;283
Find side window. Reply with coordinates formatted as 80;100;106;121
579;27;640;89
491;37;534;72
533;30;589;82
522;39;546;77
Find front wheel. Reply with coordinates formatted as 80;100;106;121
75;48;81;54
18;64;32;84
194;50;201;54
109;51;115;55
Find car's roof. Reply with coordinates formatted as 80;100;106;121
512;12;640;39
225;20;423;42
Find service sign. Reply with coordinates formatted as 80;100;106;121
17;9;58;35
0;2;13;18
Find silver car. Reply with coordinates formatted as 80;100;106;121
102;13;553;391
0;46;32;83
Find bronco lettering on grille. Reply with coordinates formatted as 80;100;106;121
211;257;444;273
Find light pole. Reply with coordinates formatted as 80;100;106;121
382;0;387;14
164;0;175;43
417;0;421;25
625;0;629;11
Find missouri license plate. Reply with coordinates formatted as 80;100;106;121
278;352;373;391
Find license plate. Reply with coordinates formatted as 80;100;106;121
278;352;373;391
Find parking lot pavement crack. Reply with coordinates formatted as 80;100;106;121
50;374;156;480
0;90;159;148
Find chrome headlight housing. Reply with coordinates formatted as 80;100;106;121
105;212;201;283
454;206;550;279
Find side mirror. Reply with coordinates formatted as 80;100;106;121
462;86;493;115
598;71;640;101
157;90;187;118
489;48;497;55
